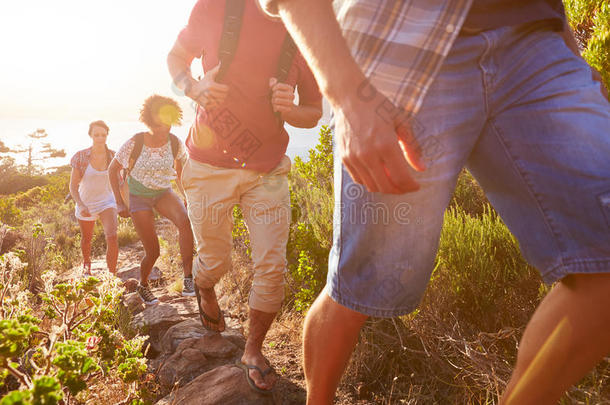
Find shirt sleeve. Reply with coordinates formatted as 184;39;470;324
295;53;322;105
177;0;208;59
69;151;80;169
113;139;134;169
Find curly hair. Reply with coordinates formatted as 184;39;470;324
88;120;109;135
139;95;183;128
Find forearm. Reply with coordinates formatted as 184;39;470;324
283;104;322;128
108;166;124;205
277;0;365;108
174;161;187;200
69;180;85;207
167;43;198;97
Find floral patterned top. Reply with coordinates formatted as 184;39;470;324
113;136;187;191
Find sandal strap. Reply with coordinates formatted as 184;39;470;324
201;309;223;324
242;363;274;378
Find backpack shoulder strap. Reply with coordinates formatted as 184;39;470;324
169;133;181;160
274;34;298;123
216;0;246;83
127;133;145;176
276;34;297;83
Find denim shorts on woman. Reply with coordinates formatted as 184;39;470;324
326;23;610;318
129;190;171;213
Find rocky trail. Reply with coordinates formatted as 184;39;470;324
64;244;308;405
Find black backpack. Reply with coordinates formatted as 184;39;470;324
215;0;297;85
124;132;181;178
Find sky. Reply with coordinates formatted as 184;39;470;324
0;0;203;122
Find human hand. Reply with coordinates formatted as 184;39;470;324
592;68;609;101
117;202;130;218
269;77;296;115
335;83;426;194
187;64;229;110
80;205;91;218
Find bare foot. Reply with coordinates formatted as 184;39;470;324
197;287;225;332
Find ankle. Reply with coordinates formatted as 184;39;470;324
243;343;264;358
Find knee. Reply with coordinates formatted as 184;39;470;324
81;236;92;247
192;255;229;287
105;234;118;246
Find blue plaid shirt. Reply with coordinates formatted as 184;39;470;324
260;0;474;114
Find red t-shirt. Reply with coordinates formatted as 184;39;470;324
178;0;322;172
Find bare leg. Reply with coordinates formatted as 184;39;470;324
98;208;118;274
154;192;194;278
78;219;95;271
130;210;159;285
240;309;278;391
304;292;368;405
501;273;610;405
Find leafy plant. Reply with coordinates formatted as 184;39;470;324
286;125;334;311
0;253;151;404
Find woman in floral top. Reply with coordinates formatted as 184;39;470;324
109;95;194;305
69;120;120;275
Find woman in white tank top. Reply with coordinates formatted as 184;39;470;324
69;121;120;275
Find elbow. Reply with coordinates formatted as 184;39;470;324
304;108;323;128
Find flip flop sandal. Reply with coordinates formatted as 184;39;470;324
195;285;225;332
235;360;275;395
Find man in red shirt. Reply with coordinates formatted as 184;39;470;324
168;0;322;394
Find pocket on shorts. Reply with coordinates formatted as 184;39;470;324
598;191;610;229
270;155;291;176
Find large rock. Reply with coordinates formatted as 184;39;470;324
157;335;239;389
155;365;276;405
160;319;245;354
130;297;199;351
117;265;161;282
123;292;145;315
221;328;246;350
160;319;211;354
123;278;139;293
157;339;209;389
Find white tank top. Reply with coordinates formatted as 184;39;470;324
78;163;116;215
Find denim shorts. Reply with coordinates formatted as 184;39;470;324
326;23;610;318
129;190;171;213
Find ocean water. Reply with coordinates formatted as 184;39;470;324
0;118;328;169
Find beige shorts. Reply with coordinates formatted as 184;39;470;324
181;155;291;313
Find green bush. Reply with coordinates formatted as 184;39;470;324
0;254;150;403
565;0;610;88
431;206;541;331
0;199;23;227
117;218;139;247
286;125;333;311
448;169;489;217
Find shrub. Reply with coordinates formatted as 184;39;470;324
0;254;151;404
0;199;22;227
286;125;333;311
431;205;541;332
117;218;139;247
448;169;489;217
565;0;610;88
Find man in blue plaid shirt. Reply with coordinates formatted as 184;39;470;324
259;0;610;403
